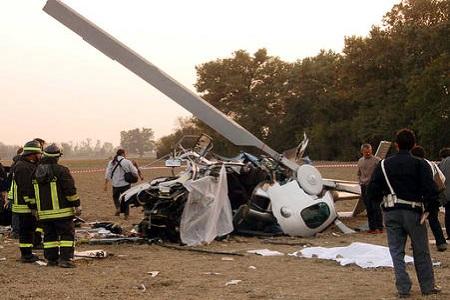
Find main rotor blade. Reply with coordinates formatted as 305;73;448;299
43;0;281;160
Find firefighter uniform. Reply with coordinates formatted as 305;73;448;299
11;141;42;262
29;144;80;268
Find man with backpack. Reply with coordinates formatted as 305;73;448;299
104;149;138;220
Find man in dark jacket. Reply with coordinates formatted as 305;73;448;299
29;144;81;268
11;140;42;262
367;129;441;297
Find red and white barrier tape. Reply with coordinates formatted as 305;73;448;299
70;163;357;174
315;163;357;168
71;166;169;174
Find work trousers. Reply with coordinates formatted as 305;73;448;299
384;209;435;294
427;209;446;246
361;185;383;230
445;202;450;240
17;213;37;257
42;218;75;262
11;213;20;235
112;185;131;215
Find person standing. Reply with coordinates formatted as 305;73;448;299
10;140;42;262
411;145;446;251
104;149;138;220
357;143;383;233
438;147;450;241
367;129;441;297
29;144;81;268
6;147;24;238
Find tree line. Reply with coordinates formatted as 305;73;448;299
0;128;156;160
156;0;449;160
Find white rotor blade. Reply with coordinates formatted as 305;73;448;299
43;0;283;161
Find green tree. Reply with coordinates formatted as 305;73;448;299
156;117;201;157
194;48;292;155
60;142;73;157
120;128;155;157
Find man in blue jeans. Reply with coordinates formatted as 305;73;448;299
367;128;441;298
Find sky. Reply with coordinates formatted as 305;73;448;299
0;0;400;147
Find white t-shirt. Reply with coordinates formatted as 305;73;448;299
105;156;138;187
425;159;446;184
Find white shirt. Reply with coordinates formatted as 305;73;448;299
105;156;138;187
425;159;446;184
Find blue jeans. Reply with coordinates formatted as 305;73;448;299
384;209;435;294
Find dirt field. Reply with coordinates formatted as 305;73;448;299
0;159;448;299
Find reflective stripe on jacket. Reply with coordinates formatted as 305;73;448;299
11;158;37;214
32;160;80;220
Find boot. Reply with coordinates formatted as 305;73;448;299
59;259;76;268
21;254;40;263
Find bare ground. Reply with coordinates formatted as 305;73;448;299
0;159;448;300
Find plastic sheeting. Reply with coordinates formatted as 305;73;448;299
290;242;414;268
180;165;233;246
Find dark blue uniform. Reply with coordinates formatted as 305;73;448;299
368;150;439;295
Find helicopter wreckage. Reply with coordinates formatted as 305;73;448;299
42;0;388;245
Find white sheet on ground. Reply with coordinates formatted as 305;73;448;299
290;242;413;268
180;165;233;246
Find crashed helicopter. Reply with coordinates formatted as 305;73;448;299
43;0;372;241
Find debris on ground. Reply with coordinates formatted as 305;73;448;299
225;280;242;286
147;271;159;278
74;250;108;259
221;257;234;261
247;249;284;256
202;272;222;275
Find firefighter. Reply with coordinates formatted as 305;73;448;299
29;144;81;268
10;140;42;262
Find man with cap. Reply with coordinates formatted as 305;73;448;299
28;144;81;268
10;140;42;262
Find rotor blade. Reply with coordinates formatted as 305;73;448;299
43;0;281;160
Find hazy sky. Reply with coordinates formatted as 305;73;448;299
1;0;399;147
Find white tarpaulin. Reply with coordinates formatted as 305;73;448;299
180;165;233;246
290;242;414;268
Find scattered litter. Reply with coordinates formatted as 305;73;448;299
331;232;341;237
117;254;127;258
225;280;242;286
91;222;123;234
433;261;441;267
221;257;234;261
247;249;284;256
138;284;146;292
248;266;256;270
35;260;47;266
202;272;222;275
290;242;413;268
147;271;159;278
0;257;6;261
429;240;436;245
334;219;356;234
75;250;108;259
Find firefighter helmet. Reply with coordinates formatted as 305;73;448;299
22;140;43;156
43;143;63;157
